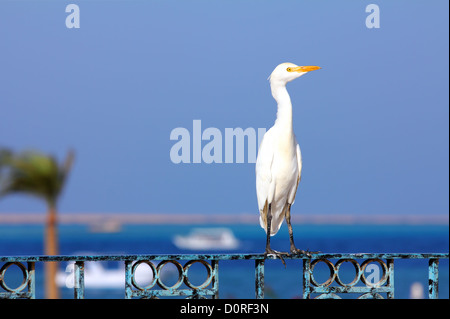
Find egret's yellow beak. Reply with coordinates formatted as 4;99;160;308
292;66;321;73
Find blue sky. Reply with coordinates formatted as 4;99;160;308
0;0;448;216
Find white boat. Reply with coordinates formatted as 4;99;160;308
173;228;240;250
88;220;122;233
56;257;156;289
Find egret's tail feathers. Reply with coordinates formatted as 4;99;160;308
259;200;285;236
259;200;268;232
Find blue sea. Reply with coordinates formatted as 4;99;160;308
0;223;448;299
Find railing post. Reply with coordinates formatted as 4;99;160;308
74;261;85;299
255;259;265;299
386;259;394;299
428;258;439;299
303;259;311;299
211;260;219;299
125;260;133;299
27;262;35;299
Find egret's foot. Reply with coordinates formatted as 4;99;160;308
290;247;321;257
265;248;288;267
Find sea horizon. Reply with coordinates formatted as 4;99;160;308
0;212;448;226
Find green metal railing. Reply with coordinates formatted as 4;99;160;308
0;253;448;299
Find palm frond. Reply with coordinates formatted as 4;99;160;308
0;150;75;207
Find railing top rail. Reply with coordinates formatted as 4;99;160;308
0;252;448;262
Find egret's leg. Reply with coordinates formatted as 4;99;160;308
285;204;299;253
264;204;272;252
285;204;320;257
264;203;287;267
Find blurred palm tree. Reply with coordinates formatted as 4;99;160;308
0;149;74;299
0;149;12;179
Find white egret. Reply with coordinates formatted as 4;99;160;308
256;63;321;261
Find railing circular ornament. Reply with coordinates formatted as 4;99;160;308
360;258;388;287
156;260;184;290
334;259;362;287
183;260;213;289
0;262;29;293
315;293;342;299
358;292;384;299
131;260;157;290
310;259;336;287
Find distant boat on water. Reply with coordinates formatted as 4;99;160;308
56;253;156;289
56;261;126;289
89;220;122;233
173;227;240;250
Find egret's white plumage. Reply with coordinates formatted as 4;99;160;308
256;62;320;255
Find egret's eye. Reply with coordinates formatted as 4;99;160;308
287;67;292;72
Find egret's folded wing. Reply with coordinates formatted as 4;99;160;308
296;142;302;184
255;131;275;212
288;139;302;205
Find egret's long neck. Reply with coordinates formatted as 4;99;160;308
271;80;293;132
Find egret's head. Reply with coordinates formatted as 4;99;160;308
268;62;321;85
